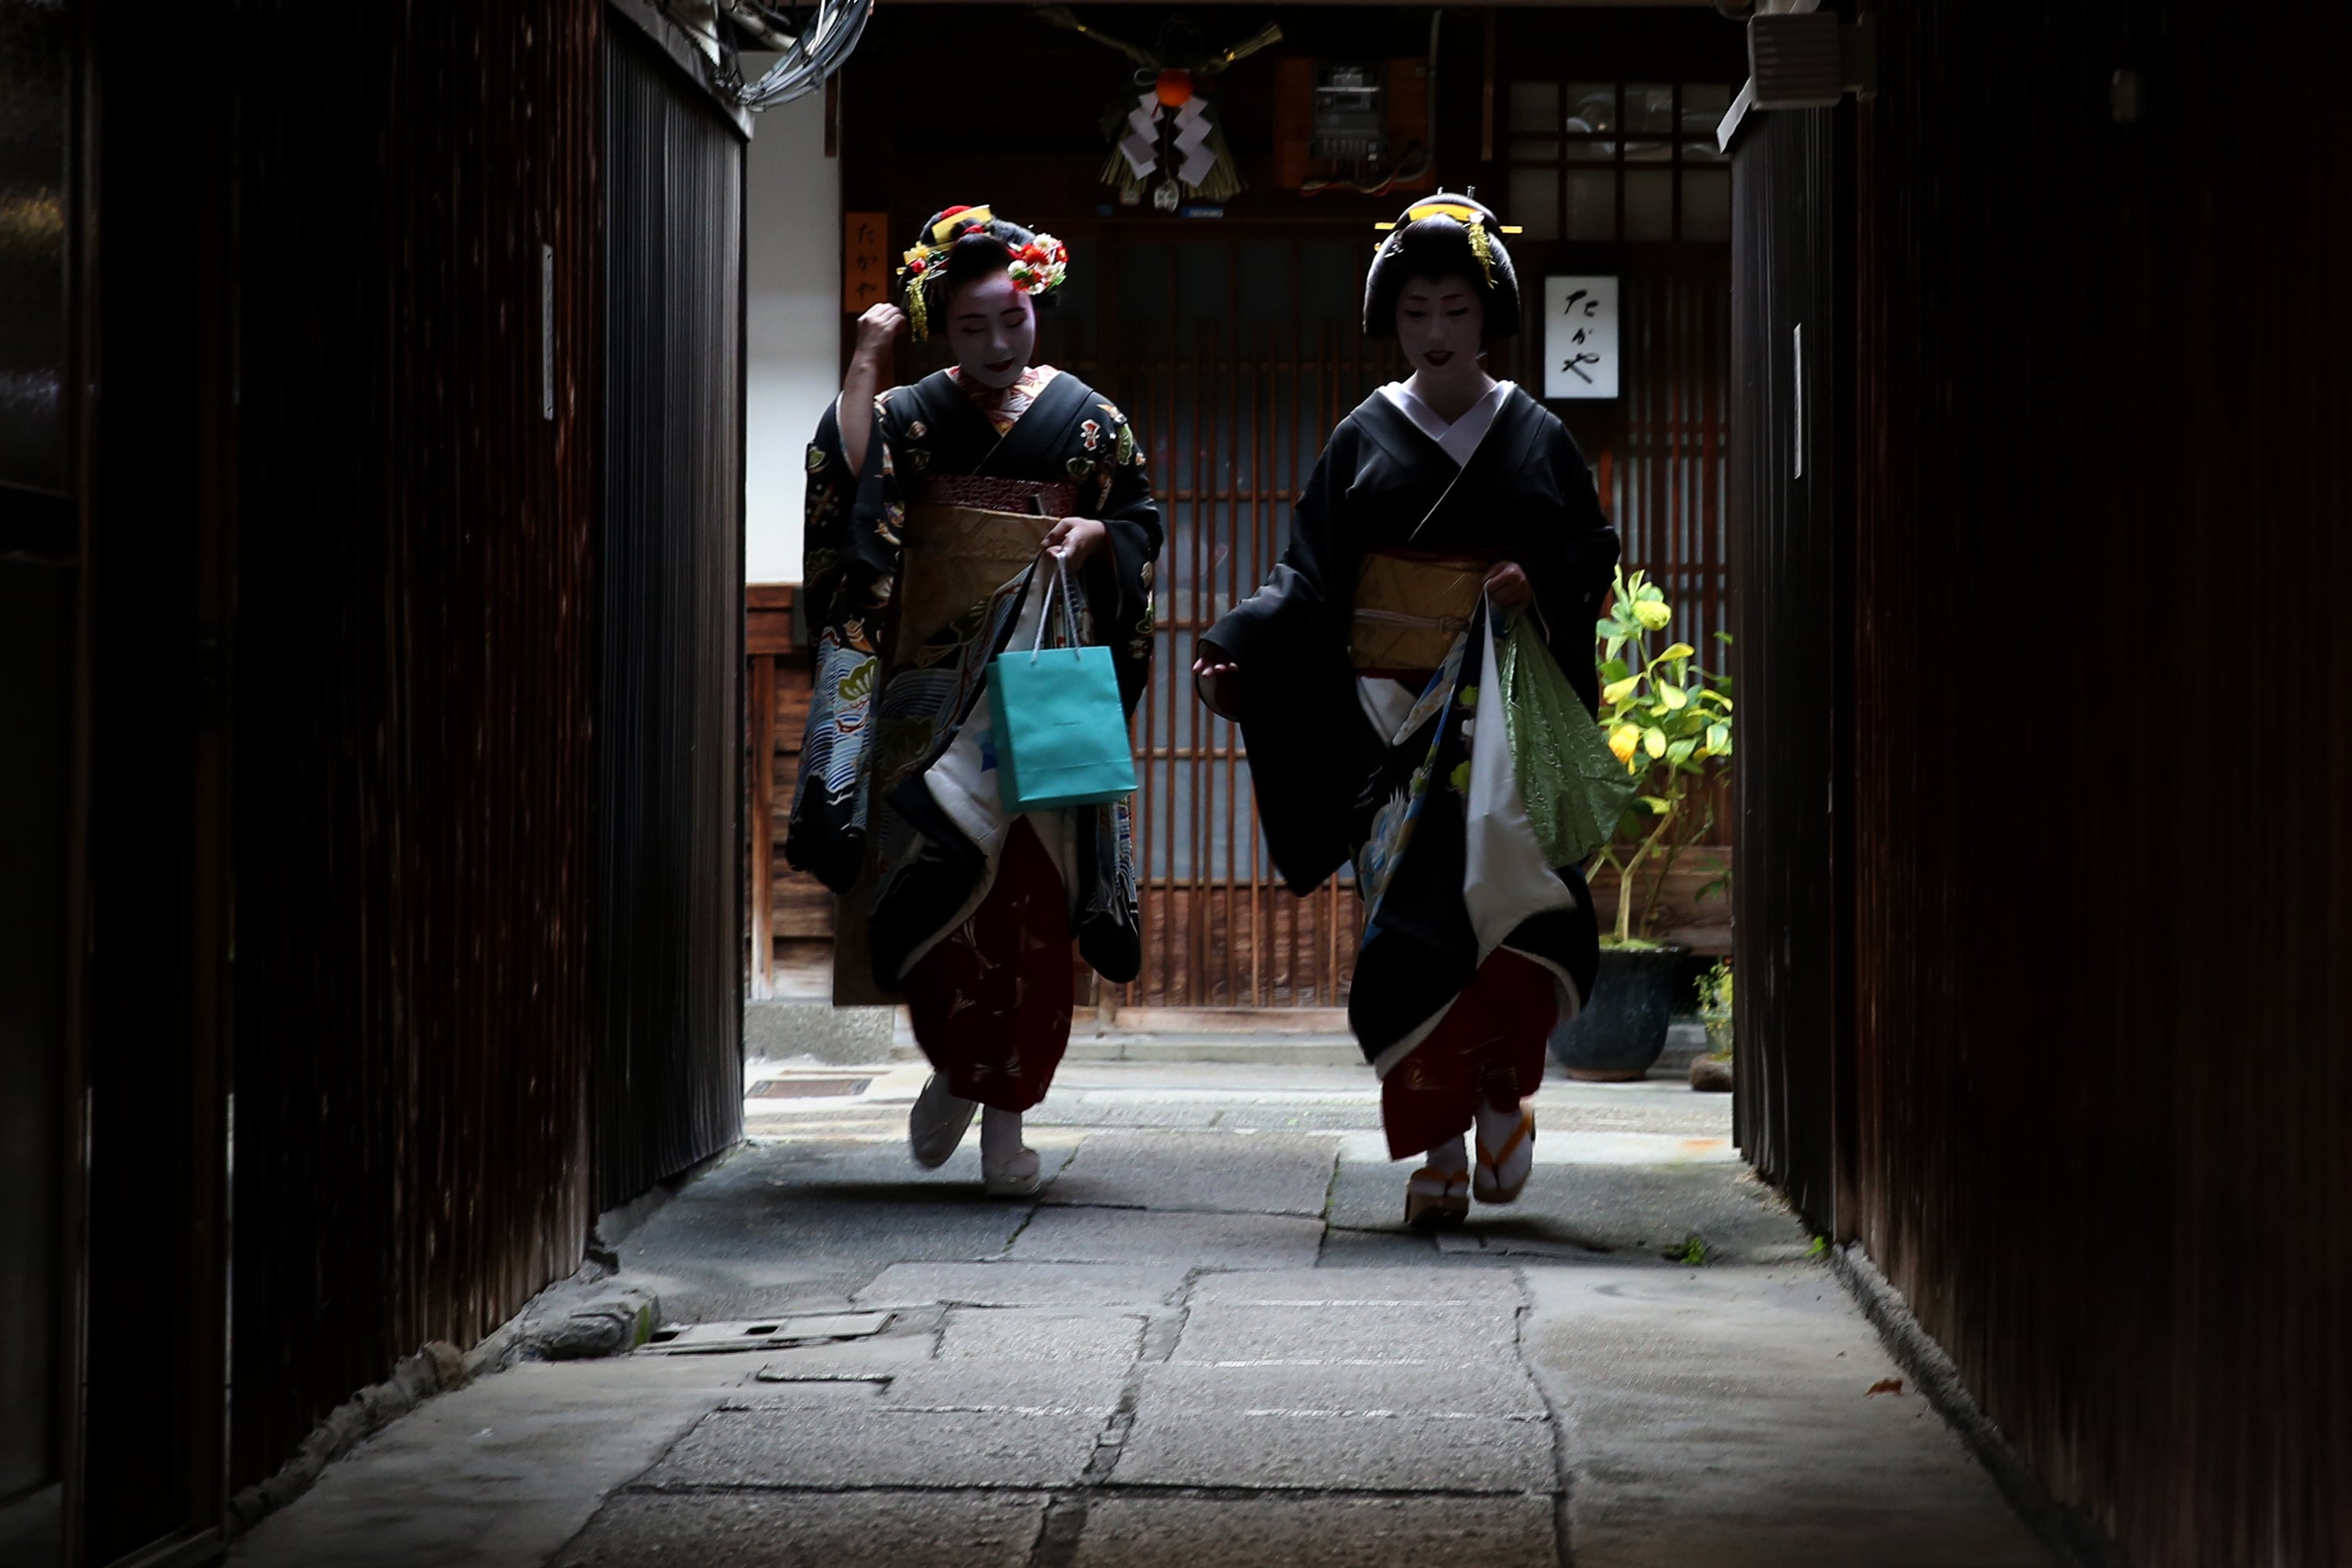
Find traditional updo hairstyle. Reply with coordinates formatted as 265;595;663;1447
898;203;1070;339
1361;193;1523;339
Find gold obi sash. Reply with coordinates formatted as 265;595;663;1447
1348;551;1494;672
894;503;1054;662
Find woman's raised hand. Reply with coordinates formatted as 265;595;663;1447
852;303;906;362
1483;560;1534;608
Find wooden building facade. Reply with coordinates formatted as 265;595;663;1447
750;4;1747;1005
0;2;747;1560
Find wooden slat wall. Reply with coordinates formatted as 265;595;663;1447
1734;3;2352;1563
596;18;747;1209
227;0;600;1490
746;587;833;998
1727;103;1847;1228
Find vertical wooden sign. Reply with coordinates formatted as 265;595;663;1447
844;210;889;314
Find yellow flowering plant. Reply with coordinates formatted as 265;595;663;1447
1592;567;1733;946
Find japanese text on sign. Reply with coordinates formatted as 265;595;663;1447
1542;274;1620;400
844;210;889;314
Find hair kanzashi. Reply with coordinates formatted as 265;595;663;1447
898;203;1069;339
1361;194;1523;339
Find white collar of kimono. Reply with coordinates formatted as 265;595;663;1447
1381;379;1515;469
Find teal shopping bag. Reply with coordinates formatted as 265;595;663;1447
986;555;1140;812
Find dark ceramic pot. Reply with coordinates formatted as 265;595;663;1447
1550;944;1689;1081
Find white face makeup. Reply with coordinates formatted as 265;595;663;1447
1394;274;1486;386
946;270;1036;389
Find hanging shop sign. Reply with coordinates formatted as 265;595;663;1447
844;210;890;314
1543;274;1620;400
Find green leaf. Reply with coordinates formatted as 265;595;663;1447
1657;682;1689;710
1708;721;1730;753
1666;738;1697;768
1713;630;1733;644
1598;658;1631;684
1662;642;1695;661
1604;634;1626;662
1643;727;1667;759
1601;676;1640;706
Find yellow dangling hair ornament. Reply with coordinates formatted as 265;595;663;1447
1466;219;1495;289
906;275;930;341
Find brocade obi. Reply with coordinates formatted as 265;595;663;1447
895;500;1055;662
1348;550;1497;673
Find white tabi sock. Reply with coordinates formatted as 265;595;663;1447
1473;1098;1534;1202
1421;1133;1468;1176
981;1105;1028;1163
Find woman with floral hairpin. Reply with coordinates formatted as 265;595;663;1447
1194;194;1619;1228
788;205;1160;1195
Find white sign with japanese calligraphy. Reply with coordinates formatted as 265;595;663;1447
1542;274;1620;400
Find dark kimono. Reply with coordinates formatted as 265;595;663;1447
1207;383;1618;1151
788;366;1160;1108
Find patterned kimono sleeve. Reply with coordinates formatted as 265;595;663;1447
786;392;909;893
1079;396;1163;710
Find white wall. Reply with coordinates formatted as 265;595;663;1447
744;91;839;585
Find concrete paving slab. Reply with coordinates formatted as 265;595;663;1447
637;1406;1102;1490
1316;1225;1485;1268
883;1360;1132;1416
1326;1145;1802;1260
1209;1103;1389;1132
1521;1263;2057;1567
230;1359;751;1568
1187;1266;1526;1308
1109;1404;1555;1493
1435;1225;1616;1260
1134;1357;1548;1419
554;1490;1047;1568
853;1261;1189;1308
1076;1494;1558;1568
939;1306;1148;1363
750;1332;938;1383
618;1138;1058;1321
1171;1303;1523;1367
1025;1101;1225;1128
1042;1131;1338;1216
717;1380;891;1410
1007;1206;1324;1269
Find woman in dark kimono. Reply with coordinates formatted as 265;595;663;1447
1196;196;1618;1226
789;205;1160;1194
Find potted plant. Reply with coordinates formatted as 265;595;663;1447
1552;568;1734;1080
1690;959;1734;1092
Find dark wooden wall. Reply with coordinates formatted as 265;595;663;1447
1736;2;2352;1562
595;16;746;1208
227;0;602;1492
1727;103;1850;1229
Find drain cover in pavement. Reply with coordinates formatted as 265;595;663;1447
746;1076;873;1100
639;1312;894;1354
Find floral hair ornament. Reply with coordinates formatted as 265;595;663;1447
897;203;1070;341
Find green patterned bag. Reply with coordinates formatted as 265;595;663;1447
1497;612;1634;868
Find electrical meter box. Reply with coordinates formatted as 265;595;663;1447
1272;56;1434;191
1309;60;1388;162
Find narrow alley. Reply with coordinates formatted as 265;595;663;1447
230;1057;2049;1567
8;2;2344;1566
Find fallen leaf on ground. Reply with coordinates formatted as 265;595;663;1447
1867;1378;1904;1396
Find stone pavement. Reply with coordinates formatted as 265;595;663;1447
232;1062;2057;1567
